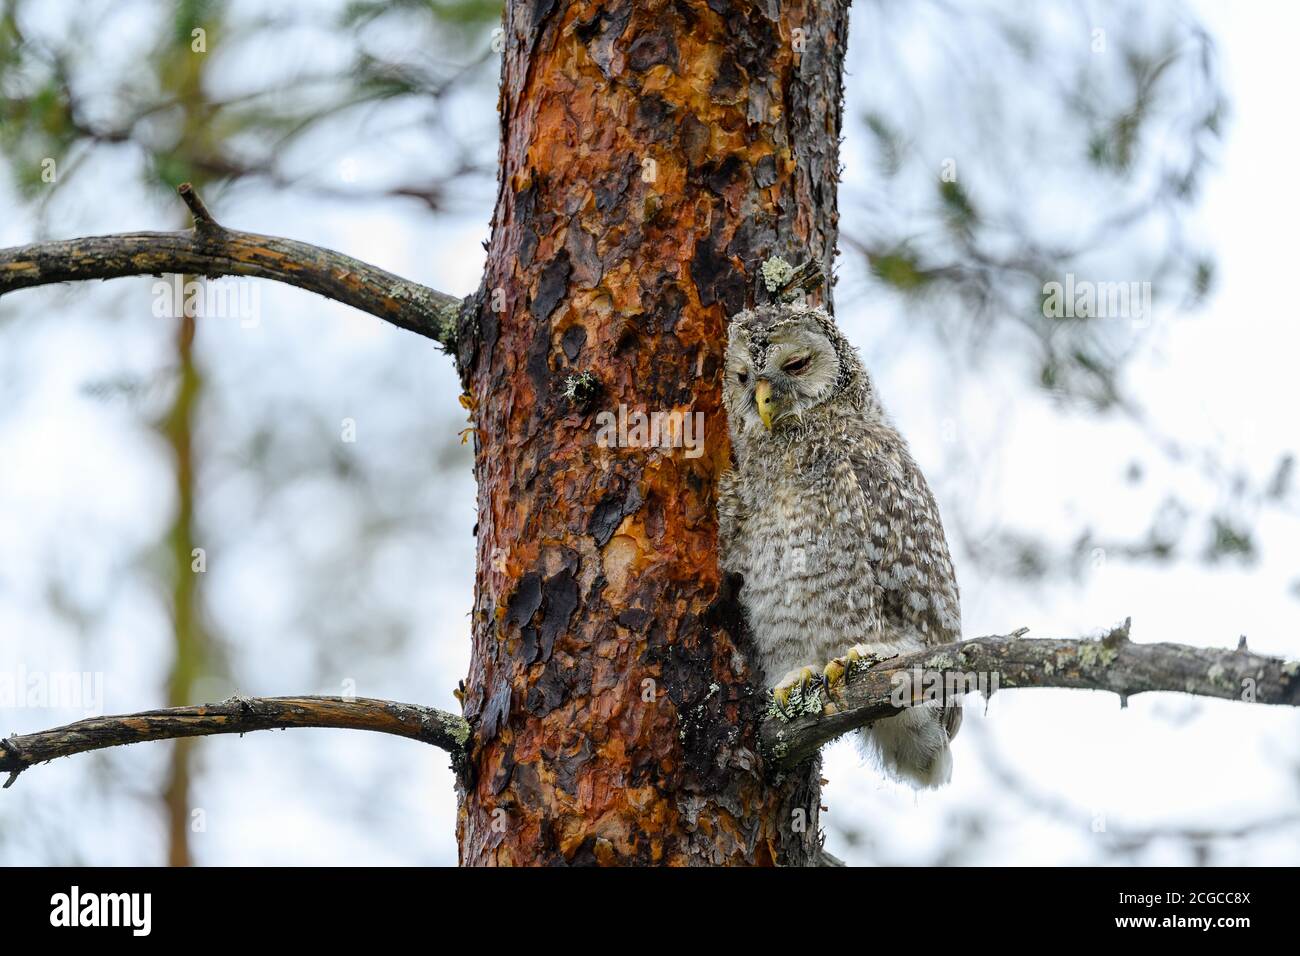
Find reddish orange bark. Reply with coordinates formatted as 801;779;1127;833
455;0;847;865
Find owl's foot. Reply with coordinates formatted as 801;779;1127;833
771;666;821;718
822;644;890;694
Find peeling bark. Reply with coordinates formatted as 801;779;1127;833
455;0;849;866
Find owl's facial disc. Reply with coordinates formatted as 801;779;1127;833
747;331;839;430
725;309;853;438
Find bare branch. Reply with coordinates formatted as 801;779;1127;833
0;695;470;788
760;620;1300;769
0;184;463;348
177;181;217;227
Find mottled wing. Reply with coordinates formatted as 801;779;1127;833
849;442;961;647
851;440;964;742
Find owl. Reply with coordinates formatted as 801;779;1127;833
718;301;963;788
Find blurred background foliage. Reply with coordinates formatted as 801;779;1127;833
1;0;1296;864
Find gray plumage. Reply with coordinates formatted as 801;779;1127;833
718;302;962;788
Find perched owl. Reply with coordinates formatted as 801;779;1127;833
718;302;962;788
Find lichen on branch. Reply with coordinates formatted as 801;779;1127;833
757;622;1300;769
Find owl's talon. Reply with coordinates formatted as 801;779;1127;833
818;645;891;695
845;644;888;672
822;657;847;693
772;665;819;715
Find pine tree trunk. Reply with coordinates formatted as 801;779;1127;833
455;0;847;866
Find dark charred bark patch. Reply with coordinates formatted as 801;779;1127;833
526;320;554;397
530;251;571;325
537;568;579;662
615;607;651;631
523;660;569;714
588;480;645;546
632;94;675;137
691;213;746;313
701;154;745;196
625;24;680;74
480;679;513;746
560;323;587;361
505;572;544;631
610;324;638;360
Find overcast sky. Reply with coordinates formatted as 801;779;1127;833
1;0;1296;865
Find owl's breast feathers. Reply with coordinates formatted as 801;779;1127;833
718;435;882;677
720;415;960;666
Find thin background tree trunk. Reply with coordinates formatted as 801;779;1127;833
157;12;225;869
455;0;848;865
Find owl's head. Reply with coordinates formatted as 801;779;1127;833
723;302;871;440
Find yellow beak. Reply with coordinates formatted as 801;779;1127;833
755;379;774;429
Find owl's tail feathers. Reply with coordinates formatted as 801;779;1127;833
859;701;962;790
